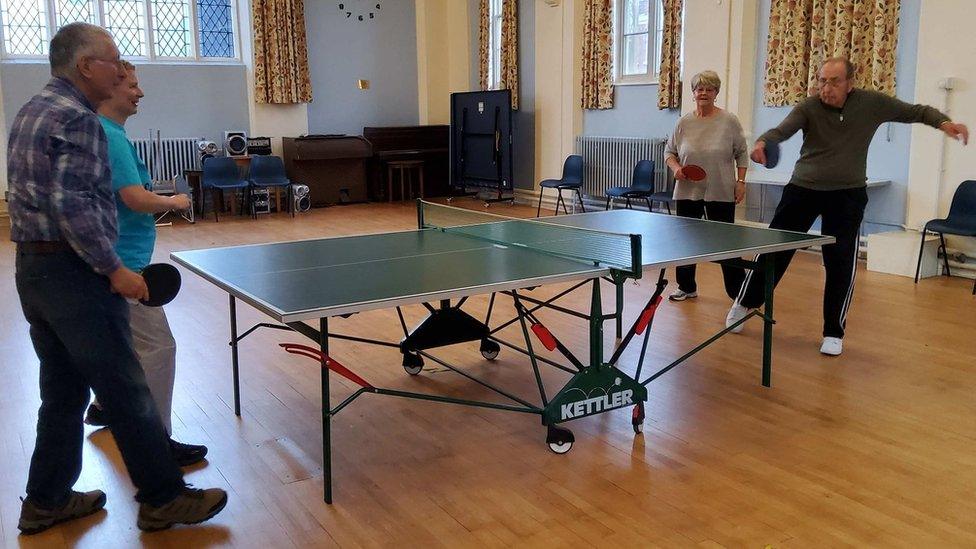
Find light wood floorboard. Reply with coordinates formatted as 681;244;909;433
1;201;974;547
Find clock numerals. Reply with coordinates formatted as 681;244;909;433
337;1;380;21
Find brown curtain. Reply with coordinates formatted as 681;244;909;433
499;0;519;110
252;0;312;104
764;0;900;106
581;0;614;110
478;0;489;91
656;0;682;109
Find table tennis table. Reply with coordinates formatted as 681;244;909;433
171;201;833;503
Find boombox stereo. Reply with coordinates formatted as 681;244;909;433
247;136;272;156
292;184;310;212
223;131;248;156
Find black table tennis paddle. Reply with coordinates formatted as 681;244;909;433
763;141;781;169
140;263;181;307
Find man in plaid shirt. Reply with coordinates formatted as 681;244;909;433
10;22;226;534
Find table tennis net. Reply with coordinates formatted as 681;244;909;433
419;201;641;276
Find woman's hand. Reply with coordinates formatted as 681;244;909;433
734;180;746;204
673;166;688;181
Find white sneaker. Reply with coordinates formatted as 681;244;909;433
725;303;752;334
820;337;843;356
669;289;698;302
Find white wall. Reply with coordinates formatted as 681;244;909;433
906;0;976;257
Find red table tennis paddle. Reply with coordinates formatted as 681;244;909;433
683;164;707;181
140;263;181;307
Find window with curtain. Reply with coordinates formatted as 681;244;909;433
488;0;502;89
0;0;238;61
615;0;665;84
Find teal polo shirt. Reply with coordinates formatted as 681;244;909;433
100;115;155;272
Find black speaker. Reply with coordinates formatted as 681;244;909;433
224;131;247;156
247;136;272;156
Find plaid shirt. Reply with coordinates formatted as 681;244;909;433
8;77;121;275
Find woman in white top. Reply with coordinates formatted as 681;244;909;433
664;70;748;302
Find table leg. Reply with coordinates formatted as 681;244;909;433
230;296;241;416
388;165;393;203
761;255;774;387
321;317;333;503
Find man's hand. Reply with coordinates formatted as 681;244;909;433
109;266;149;301
734;180;746;204
749;141;767;165
941;121;969;145
169;193;192;211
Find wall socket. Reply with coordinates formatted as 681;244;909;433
358;79;370;90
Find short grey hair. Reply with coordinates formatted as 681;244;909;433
691;70;721;92
49;22;112;78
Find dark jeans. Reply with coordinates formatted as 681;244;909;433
674;199;745;299
15;247;184;507
736;184;867;338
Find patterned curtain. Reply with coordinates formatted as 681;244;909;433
499;0;519;110
656;0;683;109
581;0;614;110
764;0;899;106
763;0;813;106
478;0;489;91
807;0;899;96
253;0;312;104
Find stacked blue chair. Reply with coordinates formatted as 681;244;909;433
202;156;249;222
248;155;293;216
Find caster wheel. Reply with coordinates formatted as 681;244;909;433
484;202;491;208
402;352;424;375
631;402;645;434
546;425;575;454
479;339;500;360
446;197;454;203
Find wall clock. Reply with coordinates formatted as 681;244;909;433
338;1;381;22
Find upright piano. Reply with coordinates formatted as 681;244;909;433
363;125;450;201
282;135;372;207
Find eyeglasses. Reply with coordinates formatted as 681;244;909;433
817;76;848;88
89;56;123;69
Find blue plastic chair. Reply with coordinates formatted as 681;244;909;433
605;160;654;211
537;155;585;216
248;155;293;216
202;156;249;222
914;180;976;294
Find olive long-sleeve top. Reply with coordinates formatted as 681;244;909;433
758;89;950;191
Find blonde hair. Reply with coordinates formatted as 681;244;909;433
690;70;721;92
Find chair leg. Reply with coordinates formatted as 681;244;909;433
625;197;632;209
212;189;220;222
939;233;952;276
576;189;585;213
914;229;927;283
536;189;544;217
556;190;566;215
666;202;672;215
645;198;652;211
605;196;611;210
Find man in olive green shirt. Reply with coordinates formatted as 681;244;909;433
727;57;968;356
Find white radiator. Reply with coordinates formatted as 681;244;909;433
132;136;202;184
574;136;670;198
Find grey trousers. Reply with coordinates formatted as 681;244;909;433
95;302;176;434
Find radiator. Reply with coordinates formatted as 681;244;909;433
574;136;670;198
132;136;202;184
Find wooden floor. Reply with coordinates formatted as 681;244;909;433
1;201;974;548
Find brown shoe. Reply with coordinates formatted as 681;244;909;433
137;487;227;531
18;490;107;535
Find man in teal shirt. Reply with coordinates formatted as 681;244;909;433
86;61;208;467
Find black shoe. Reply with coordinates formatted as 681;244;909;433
169;438;208;467
84;404;108;427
